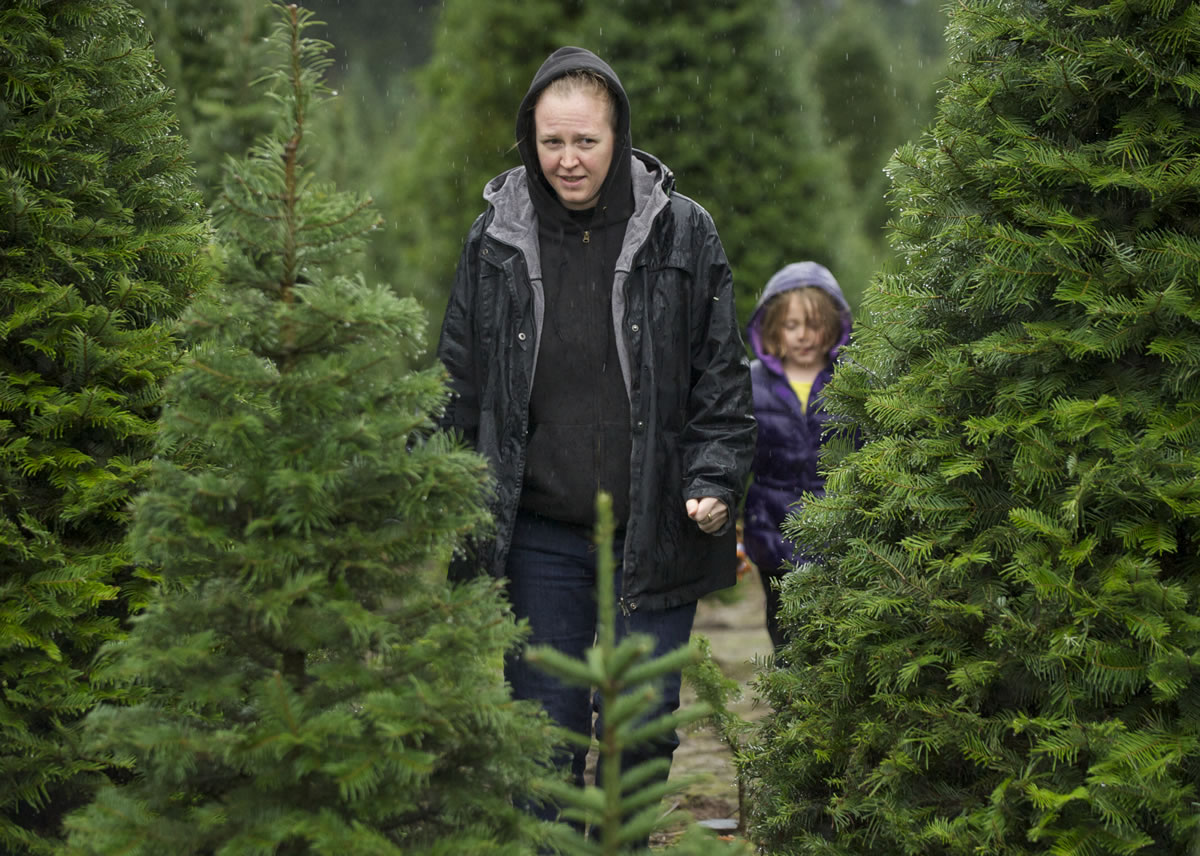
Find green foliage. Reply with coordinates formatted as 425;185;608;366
0;1;209;850
528;493;750;855
745;0;1200;854
582;0;873;321
135;0;429;335
60;6;552;853
133;0;276;203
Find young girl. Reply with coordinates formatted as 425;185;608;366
743;261;853;650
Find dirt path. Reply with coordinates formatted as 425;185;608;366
652;569;774;846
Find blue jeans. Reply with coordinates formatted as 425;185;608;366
504;509;697;821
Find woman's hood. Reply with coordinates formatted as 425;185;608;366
514;46;634;227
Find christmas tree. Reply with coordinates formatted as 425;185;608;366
746;1;1200;853
0;1;209;851
62;6;552;853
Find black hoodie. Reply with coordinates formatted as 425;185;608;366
515;47;635;528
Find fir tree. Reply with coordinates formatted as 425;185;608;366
529;493;751;855
745;1;1200;854
61;6;552;854
582;0;874;319
0;1;209;851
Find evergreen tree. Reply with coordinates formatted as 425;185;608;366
140;0;425;317
0;1;209;851
133;0;276;203
530;493;751;855
582;0;873;320
61;6;552;854
744;1;1200;854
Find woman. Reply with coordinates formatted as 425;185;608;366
436;46;755;817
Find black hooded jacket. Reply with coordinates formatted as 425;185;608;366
436;47;755;611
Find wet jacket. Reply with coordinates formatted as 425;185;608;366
743;262;853;579
436;150;755;611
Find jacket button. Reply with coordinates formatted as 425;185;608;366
631;324;640;332
518;332;527;341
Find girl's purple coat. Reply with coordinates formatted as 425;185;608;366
743;262;853;578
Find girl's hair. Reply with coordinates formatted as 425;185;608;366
539;69;618;130
760;287;842;360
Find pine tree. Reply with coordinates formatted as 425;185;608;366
529;493;751;855
61;6;553;854
582;0;874;319
0;1;209;851
744;1;1200;854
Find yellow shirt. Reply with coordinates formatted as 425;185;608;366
790;380;813;413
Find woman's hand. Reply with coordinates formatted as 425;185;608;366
686;497;728;535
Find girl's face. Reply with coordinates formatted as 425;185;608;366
776;293;834;373
534;88;615;211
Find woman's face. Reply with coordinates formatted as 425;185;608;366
534;88;615;211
